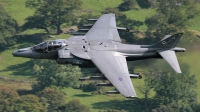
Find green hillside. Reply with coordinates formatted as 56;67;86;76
1;0;200;111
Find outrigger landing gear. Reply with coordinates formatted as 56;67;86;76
138;74;142;79
130;73;142;79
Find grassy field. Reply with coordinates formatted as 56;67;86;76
2;0;34;26
124;9;156;30
1;0;200;111
0;44;33;79
62;87;146;112
82;0;122;12
188;4;200;31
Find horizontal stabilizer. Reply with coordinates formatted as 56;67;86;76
158;50;181;73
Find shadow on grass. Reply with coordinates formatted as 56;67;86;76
92;98;160;112
0;60;35;77
73;94;93;97
92;99;142;112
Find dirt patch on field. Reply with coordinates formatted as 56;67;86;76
195;44;200;52
0;56;5;60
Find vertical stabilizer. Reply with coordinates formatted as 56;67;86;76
148;33;183;48
158;50;181;73
143;33;184;73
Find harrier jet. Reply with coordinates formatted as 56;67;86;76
12;14;185;98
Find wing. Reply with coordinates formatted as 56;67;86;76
91;50;137;97
85;14;121;42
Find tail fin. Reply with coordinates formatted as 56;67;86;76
146;33;184;73
148;33;183;48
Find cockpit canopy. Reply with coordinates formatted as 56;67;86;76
34;39;67;53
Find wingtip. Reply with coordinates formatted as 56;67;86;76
176;70;182;74
174;66;182;74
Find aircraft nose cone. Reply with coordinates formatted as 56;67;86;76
12;51;17;56
12;47;32;57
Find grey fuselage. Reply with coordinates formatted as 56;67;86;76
12;36;184;67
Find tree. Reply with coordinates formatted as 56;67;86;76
140;0;157;8
118;0;137;11
77;13;99;29
145;13;179;38
15;94;46;112
25;0;82;34
62;100;90;112
22;14;51;34
0;4;18;50
148;70;198;112
0;5;18;37
152;103;179;112
145;0;200;39
32;60;82;91
0;86;19;112
137;74;154;112
36;88;66;111
81;81;106;95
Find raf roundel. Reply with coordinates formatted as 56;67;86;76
119;77;123;81
162;41;166;44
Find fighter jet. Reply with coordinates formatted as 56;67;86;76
12;14;185;98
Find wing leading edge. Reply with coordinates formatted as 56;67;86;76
85;14;121;42
91;50;137;97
